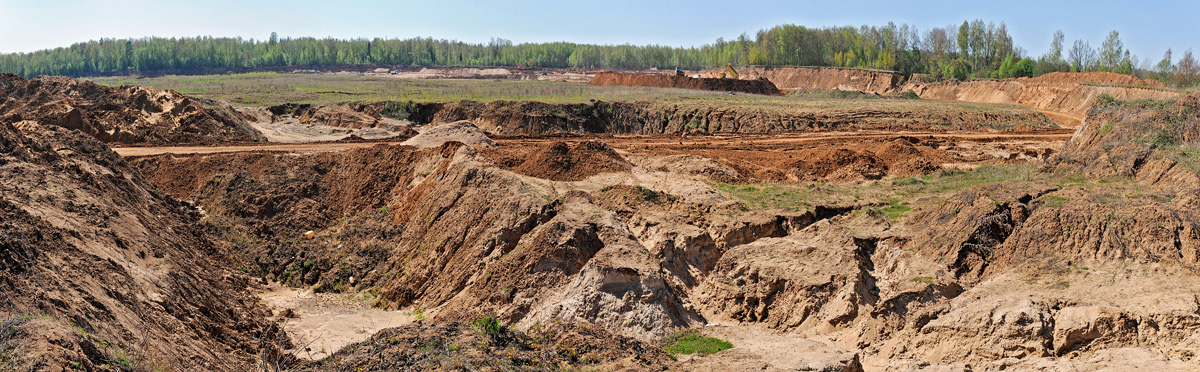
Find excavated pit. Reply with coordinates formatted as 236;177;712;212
6;75;1200;371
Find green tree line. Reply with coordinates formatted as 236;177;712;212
0;23;1195;87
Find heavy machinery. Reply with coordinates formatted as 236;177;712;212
674;67;685;77
718;63;740;79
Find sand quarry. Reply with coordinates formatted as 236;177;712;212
1;69;1199;371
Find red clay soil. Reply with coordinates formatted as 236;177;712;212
489;140;633;181
784;138;942;182
588;71;782;95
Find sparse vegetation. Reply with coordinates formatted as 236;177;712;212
1040;195;1069;208
911;276;935;284
663;330;733;355
470;317;505;338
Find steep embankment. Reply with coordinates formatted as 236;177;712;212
907;72;1182;126
129;141;702;341
0;74;265;145
588;71;782;95
868;93;1200;369
0;121;274;370
699;66;902;94
265;99;1055;136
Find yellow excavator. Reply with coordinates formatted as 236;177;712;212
717;63;739;79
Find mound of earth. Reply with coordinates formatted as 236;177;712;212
0;120;274;370
503;140;633;181
589;71;782;95
1050;92;1200;182
401;120;496;148
639;154;742;183
788;138;950;182
0;74;265;145
700;66;901;94
907;71;1181;127
261;102;434;130
294;320;671;371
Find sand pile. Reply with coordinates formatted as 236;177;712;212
401;120;496;148
509;140;632;181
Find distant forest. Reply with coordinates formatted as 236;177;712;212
1;21;1196;87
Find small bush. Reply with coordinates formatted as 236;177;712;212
885;90;921;100
379;100;419;120
470;317;504;337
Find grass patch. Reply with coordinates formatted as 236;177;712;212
1098;121;1115;138
636;185;673;203
1040;195;1069;208
910;276;934;284
663;330;733;355
712;182;843;212
880;198;912;219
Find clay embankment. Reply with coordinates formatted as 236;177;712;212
588;71;782;95
700;66;902;94
907;72;1182;126
0;74;265;144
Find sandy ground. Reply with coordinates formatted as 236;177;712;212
258;283;415;360
249;117;411;143
673;324;858;372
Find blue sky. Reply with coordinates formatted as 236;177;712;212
2;0;1197;64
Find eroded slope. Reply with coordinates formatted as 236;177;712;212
0;121;274;370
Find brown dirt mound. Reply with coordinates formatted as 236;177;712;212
0;74;265;145
699;66;901;94
791;148;888;182
589;71;782;95
1183;91;1200;109
0;120;274;370
504;140;633;181
642;154;742;183
401;120;496;148
294;320;671;371
786;138;952;182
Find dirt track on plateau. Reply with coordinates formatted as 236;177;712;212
113;130;1073;158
